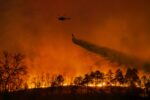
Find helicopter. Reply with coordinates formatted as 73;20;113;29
58;16;71;21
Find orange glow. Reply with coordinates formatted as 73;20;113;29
0;0;149;77
97;83;103;87
0;0;149;92
26;76;142;89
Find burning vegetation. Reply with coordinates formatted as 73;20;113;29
0;0;149;100
0;36;150;99
25;68;150;92
0;51;150;95
0;47;150;100
0;35;150;97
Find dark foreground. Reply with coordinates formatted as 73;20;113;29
0;86;150;100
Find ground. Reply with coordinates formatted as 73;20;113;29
0;86;149;100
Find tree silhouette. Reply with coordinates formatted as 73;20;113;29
115;69;124;85
90;70;104;86
82;74;93;86
74;76;83;86
106;69;114;85
125;68;139;87
0;51;27;92
51;75;64;87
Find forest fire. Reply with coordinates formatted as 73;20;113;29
0;0;150;100
0;35;150;94
24;68;148;90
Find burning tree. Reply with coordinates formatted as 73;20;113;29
51;74;64;87
114;69;124;85
74;76;83;86
82;74;93;86
0;51;27;92
106;69;114;86
125;68;139;87
141;75;147;88
90;70;104;86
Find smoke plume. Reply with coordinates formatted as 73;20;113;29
72;35;150;73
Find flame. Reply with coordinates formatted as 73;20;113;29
25;78;143;90
63;83;69;86
97;83;103;87
25;71;146;90
28;84;35;89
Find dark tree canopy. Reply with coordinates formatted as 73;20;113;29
115;69;124;84
51;74;64;87
106;69;114;84
90;70;104;85
82;74;93;86
74;76;83;86
0;51;27;92
125;68;139;86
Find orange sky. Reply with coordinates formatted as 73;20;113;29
0;0;150;76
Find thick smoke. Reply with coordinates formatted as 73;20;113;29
72;35;150;73
0;0;150;75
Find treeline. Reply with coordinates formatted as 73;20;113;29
29;67;150;88
33;68;150;89
0;51;150;94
